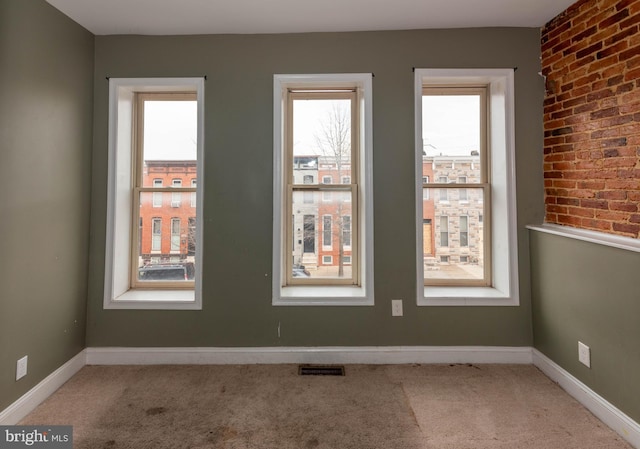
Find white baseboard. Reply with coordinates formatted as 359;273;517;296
85;345;533;365
0;350;86;425
533;349;640;449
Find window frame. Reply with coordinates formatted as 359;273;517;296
104;77;204;310
424;87;491;288
415;68;519;306
273;73;374;306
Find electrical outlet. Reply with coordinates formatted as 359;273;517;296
16;356;28;381
578;342;590;368
391;299;403;317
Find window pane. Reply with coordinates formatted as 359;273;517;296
143;101;197;164
423;188;485;283
138;191;196;283
422;94;481;183
291;189;353;280
291;99;352;186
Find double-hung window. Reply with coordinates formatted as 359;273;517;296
273;74;373;305
104;78;204;309
415;69;519;306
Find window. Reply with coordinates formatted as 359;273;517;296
422;176;430;200
438;176;449;202
323;215;332;247
322;255;333;265
439;216;449;247
458;177;468;202
273;73;373;305
342;215;351;247
191;179;197;207
152;179;163;207
415;69;519;306
171;218;181;252
151;218;162;251
460;216;469;247
343;255;352;265
171;179;182;207
104;77;204;309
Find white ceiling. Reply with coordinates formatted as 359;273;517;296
46;0;577;35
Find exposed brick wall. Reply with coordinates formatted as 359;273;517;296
542;0;640;238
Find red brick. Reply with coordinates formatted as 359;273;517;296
616;82;635;93
599;8;631;29
570;188;597;198
587;88;614;101
554;180;578;188
610;201;638;212
590;106;620;119
619;11;640;29
595;210;629;221
576;160;603;169
604;25;638;45
581;218;612;231
577;180;606;190
558;197;581;206
552;108;575;119
600;113;634;126
545;136;566;146
612;222;640;235
630;214;640;223
596;190;628;200
603;63;626;78
565;132;590;142
603;157;637;167
626;55;640;68
619;44;640;61
596;40;629;59
557;214;583;226
624;67;640;81
600;97;620;108
587;6;617;28
548;205;568;214
574;101;600;114
575;72;602;87
601;137;628;147
591;128;621;139
616;167;640;178
606;179;640;189
568;206;595;217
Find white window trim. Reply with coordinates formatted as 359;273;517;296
104;77;205;310
273;73;374;306
415;68;519;306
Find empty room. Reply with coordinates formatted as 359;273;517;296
1;0;639;447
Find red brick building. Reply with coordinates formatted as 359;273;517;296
139;160;197;264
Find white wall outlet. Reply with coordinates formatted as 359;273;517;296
16;355;28;381
578;341;591;368
391;299;403;317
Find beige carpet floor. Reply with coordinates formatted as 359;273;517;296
20;364;632;449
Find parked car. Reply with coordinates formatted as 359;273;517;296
138;262;195;281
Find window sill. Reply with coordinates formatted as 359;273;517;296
105;289;201;310
527;223;640;253
419;285;518;306
274;285;373;306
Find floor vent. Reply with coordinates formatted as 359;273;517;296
298;364;345;376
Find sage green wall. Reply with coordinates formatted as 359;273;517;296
530;231;640;423
87;28;544;347
0;1;94;411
